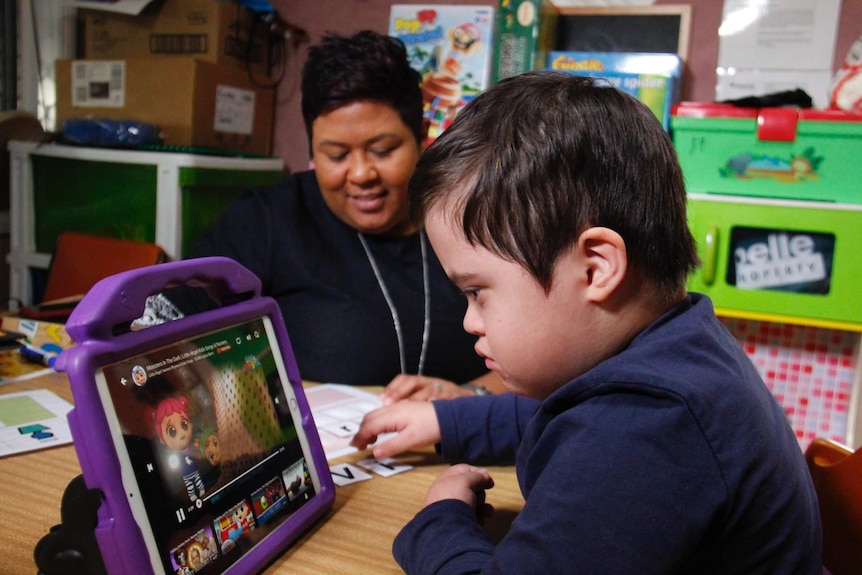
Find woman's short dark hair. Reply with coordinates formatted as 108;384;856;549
409;71;699;303
301;30;424;145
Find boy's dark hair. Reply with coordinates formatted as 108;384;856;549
301;30;424;147
409;71;699;303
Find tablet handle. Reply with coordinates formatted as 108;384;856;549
65;256;262;342
34;474;107;575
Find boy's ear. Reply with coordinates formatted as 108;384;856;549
578;227;627;303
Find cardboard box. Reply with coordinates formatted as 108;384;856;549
81;0;274;78
492;0;559;83
55;58;274;154
389;4;495;145
672;103;862;203
546;51;682;131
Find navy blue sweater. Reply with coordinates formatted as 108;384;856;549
176;170;487;386
395;294;822;574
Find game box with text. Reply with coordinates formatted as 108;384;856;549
546;51;682;131
389;4;495;145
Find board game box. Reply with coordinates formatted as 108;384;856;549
492;0;559;83
546;51;683;131
389;4;495;145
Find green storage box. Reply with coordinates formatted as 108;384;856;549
22;144;284;257
32;156;158;251
672;103;862;204
9;141;284;306
686;193;862;330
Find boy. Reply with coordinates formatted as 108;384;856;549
350;72;822;574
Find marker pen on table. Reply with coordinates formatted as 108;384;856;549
19;344;58;368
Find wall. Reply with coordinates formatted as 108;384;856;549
268;0;862;173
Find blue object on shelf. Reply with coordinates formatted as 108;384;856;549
239;0;275;13
61;118;162;148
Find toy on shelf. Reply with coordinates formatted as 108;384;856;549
389;4;495;146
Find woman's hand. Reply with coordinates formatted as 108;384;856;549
349;400;441;460
380;374;475;405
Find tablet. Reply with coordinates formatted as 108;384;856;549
56;257;335;575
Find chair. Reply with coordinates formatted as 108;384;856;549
804;437;862;575
19;231;167;321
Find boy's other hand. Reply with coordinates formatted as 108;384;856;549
349;401;441;459
380;374;474;405
425;464;495;514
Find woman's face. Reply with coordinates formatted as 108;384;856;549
311;100;421;236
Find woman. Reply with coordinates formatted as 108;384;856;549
146;31;499;400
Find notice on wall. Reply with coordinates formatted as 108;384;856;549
71;60;126;108
214;85;256;136
715;0;842;108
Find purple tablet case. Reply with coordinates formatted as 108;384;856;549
55;257;335;574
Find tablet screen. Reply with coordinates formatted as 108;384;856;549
95;316;322;574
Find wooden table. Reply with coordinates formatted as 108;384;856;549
0;373;524;574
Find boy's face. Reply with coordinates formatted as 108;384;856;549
425;209;593;399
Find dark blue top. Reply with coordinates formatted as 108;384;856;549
395;294;822;574
174;170;487;386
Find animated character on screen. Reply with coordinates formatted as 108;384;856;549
196;427;221;466
186;541;207;571
194;425;221;488
154;396;206;502
234;501;254;532
204;533;218;563
132;365;147;386
224;500;255;543
173;548;191;575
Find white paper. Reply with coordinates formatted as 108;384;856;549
214;86;256;136
716;0;842;108
715;69;834;108
70;60;126;108
305;384;394;461
72;0;156;16
551;1;655;5
0;390;73;457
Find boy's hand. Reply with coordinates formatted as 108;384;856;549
380;374;474;405
349;401;441;460
425;464;495;515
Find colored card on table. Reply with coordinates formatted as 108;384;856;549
0;389;73;457
305;384;395;461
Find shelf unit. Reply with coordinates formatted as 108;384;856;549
7;141;284;307
684;193;862;450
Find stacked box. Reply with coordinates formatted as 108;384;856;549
546;51;682;131
58;1;278;154
80;0;274;78
389;4;495;145
492;0;559;83
55;58;275;154
671;103;862;203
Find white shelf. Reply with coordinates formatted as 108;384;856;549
7;141;283;307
